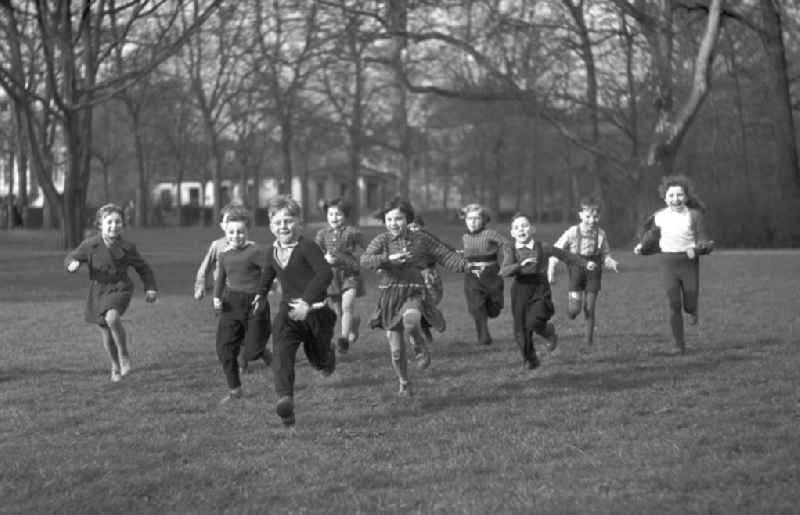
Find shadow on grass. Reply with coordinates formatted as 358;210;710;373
537;352;759;393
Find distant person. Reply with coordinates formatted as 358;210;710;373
548;197;619;347
407;215;447;349
253;196;336;427
212;207;273;404
500;213;594;370
65;203;158;382
634;175;714;354
314;198;364;355
360;198;467;397
460;203;510;346
124;200;135;227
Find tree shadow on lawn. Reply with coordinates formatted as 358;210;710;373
523;351;760;394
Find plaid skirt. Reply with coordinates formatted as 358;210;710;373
327;267;365;298
368;282;446;333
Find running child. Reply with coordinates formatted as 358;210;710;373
547;197;619;346
314;198;364;355
500;213;595;369
65;203;158;382
634;175;714;354
195;204;269;373
253;196;336;427
460;203;510;346
360;198;467;397
408;215;447;347
212;208;272;404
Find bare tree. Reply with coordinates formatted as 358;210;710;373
0;0;222;247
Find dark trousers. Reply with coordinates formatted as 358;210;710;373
660;252;699;345
216;291;271;389
510;277;554;362
464;266;504;318
272;302;336;398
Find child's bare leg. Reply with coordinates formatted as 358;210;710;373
341;288;359;343
98;325;120;367
387;330;410;394
104;309;131;375
402;308;429;369
583;292;598;345
329;297;348;354
567;292;583;320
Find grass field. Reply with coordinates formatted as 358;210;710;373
1;224;799;514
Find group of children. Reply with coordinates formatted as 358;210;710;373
65;174;714;426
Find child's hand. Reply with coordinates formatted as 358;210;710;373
251;294;263;314
212;297;222;313
324;253;336;265
66;260;80;273
686;247;696;259
194;285;205;300
288;299;310;321
606;258;619;273
145;290;158;303
586;261;598;271
388;252;411;264
633;244;642;255
520;257;537;267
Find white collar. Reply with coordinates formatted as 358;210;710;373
223;241;255;252
273;240;299;250
516;240;534;250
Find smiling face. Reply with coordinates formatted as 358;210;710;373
510;215;535;244
326;205;345;229
224;220;249;249
664;185;687;211
578;206;600;229
270;208;301;245
100;211;124;240
384;208;409;236
464;211;485;233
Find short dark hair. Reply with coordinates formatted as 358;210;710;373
374;196;414;223
95;203;124;227
268;195;303;220
658;174;706;212
322;197;351;218
579;196;601;212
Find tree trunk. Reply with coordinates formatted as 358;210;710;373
759;0;800;192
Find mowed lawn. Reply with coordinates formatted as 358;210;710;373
1;224;799;514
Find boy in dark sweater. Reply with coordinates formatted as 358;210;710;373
254;196;335;427
213;210;272;404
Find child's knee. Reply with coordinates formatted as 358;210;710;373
104;309;122;327
401;309;421;329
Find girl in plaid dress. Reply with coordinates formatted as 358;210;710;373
361;198;467;397
315;198;365;354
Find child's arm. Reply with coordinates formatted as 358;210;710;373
212;255;227;312
691;210;715;256
547;228;571;282
127;244;158;302
331;227;363;271
499;245;521;277
194;242;218;299
599;229;619;272
360;234;393;270
545;244;590;270
300;239;334;304
426;232;466;272
634;214;660;255
64;237;93;272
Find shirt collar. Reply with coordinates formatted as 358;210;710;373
273;240;298;250
224;240;255;252
516;240;534;250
